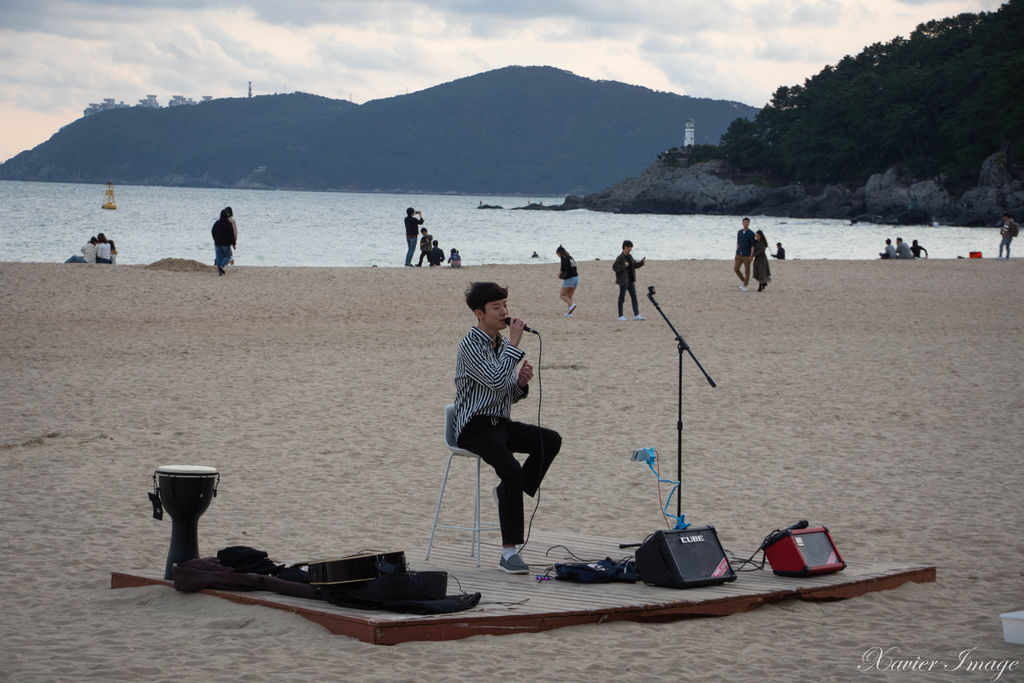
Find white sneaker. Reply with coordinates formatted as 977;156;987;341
564;312;573;317
618;315;628;321
633;315;645;321
739;284;747;291
567;303;577;314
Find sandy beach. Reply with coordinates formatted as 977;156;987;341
1;257;1022;681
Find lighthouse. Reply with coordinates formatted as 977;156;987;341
684;119;695;149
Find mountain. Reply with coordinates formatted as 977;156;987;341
0;66;757;196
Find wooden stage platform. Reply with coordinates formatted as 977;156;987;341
111;530;935;645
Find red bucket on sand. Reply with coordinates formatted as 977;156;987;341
969;251;982;258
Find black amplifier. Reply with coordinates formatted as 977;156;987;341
635;526;736;588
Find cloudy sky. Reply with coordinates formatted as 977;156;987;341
0;0;1003;163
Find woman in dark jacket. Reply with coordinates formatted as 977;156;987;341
211;208;235;275
556;245;579;316
752;230;772;291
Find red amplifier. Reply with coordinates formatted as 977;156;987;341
764;526;845;577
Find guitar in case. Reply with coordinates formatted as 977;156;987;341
306;551;407;585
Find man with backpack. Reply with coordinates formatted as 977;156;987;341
1000;213;1019;259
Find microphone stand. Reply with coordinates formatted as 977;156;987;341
646;285;716;528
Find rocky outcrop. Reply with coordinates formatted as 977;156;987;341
544;152;1024;226
561;160;763;215
958;152;1024;225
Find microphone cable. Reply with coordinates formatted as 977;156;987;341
520;329;544;553
727;521;809;572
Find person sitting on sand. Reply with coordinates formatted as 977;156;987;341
427;240;445;266
448;248;462;268
95;233;113;264
65;236;98;263
895;237;913;259
880;239;896;259
772;242;786;259
910;240;928;258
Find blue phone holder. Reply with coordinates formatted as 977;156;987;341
631;448;690;530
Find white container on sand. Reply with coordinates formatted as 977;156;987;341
999;610;1024;645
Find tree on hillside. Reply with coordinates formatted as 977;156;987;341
720;0;1024;190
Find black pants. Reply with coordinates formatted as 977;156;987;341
618;282;639;316
457;416;561;546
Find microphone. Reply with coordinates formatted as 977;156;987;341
504;317;538;334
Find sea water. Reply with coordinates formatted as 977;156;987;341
0;180;1001;267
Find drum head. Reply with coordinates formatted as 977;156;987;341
155;465;218;476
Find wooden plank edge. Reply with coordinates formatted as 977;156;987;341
110;565;938;645
368;567;938;643
368;592;789;644
110;572;383;644
796;566;936;601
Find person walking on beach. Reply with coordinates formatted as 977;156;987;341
911;240;928;258
454;282;562;574
752;230;772;291
613;240;645;321
225;207;238;264
1000;213;1018;259
734;217;755;290
404;207;424;266
212;208;235;276
226;207;238;239
556;245;578;316
417;227;433;267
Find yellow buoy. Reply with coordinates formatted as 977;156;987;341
102;182;117;210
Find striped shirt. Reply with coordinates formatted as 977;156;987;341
453;326;528;440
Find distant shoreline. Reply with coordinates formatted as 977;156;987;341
2;255;993;272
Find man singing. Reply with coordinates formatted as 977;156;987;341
454;282;562;573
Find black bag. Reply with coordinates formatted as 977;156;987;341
553;557;638;583
319;570;481;615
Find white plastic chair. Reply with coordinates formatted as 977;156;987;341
425;405;500;566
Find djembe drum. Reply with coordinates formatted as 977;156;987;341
149;465;219;580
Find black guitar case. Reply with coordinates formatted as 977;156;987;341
318;569;481;615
